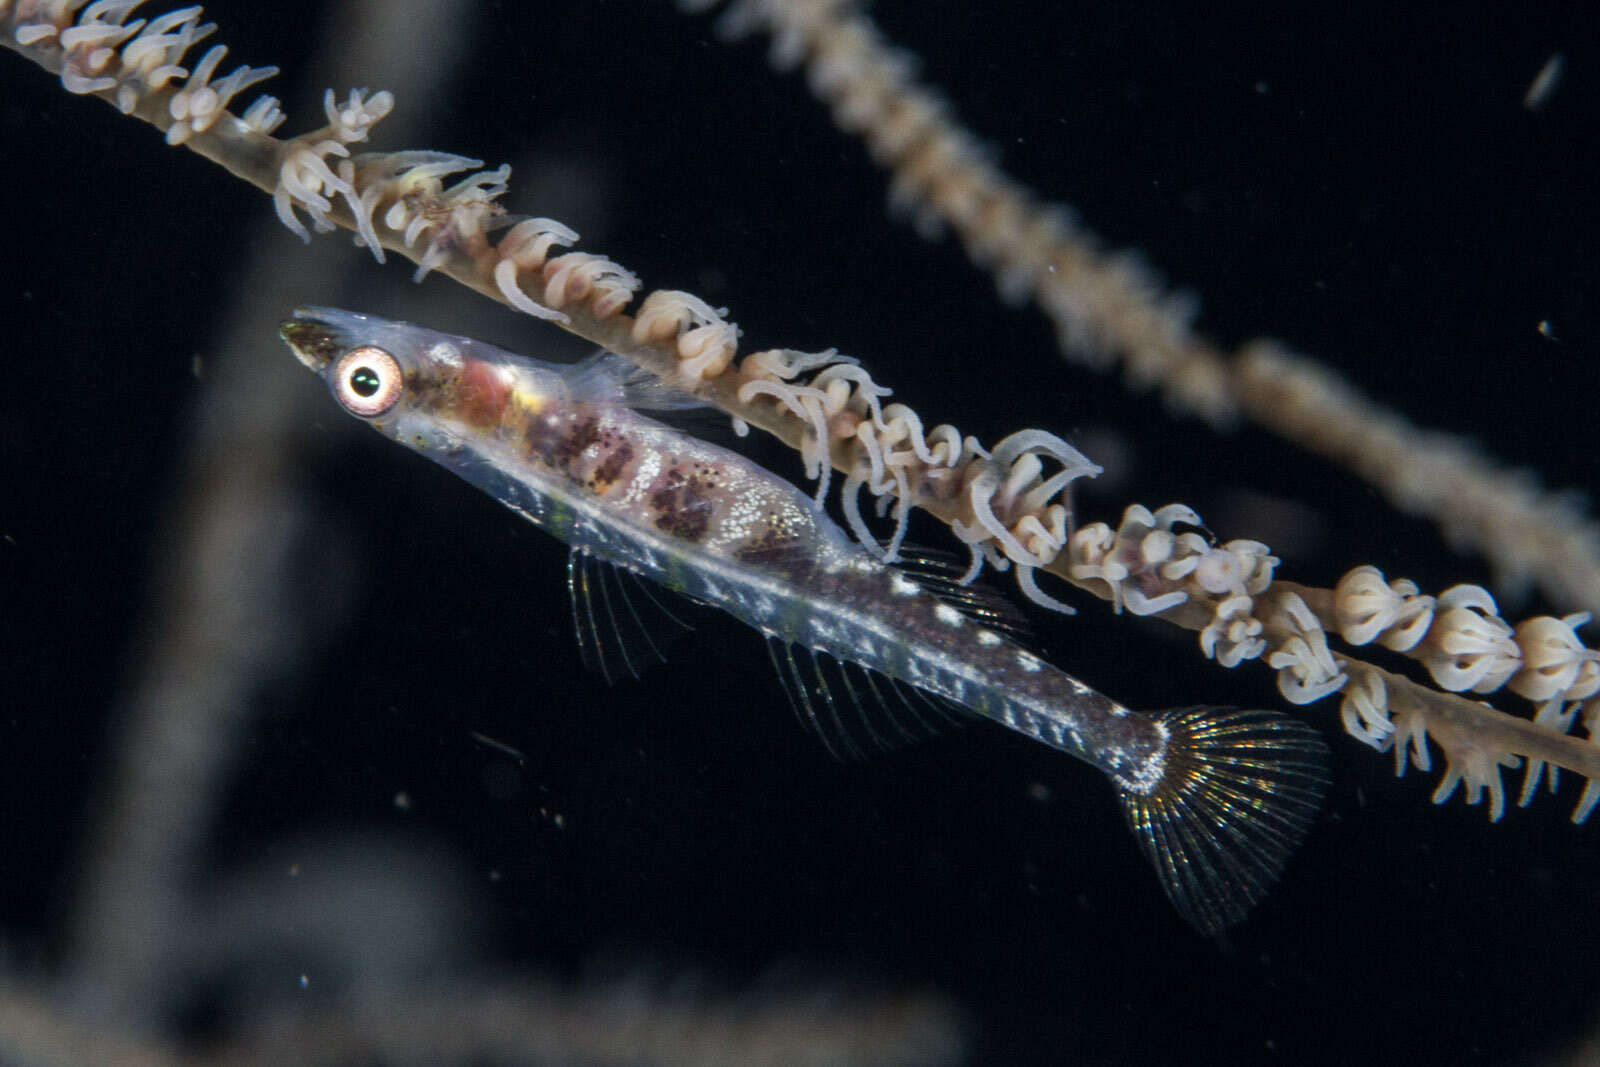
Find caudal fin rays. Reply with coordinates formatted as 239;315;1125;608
1115;707;1329;936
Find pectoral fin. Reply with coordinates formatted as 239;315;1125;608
567;548;694;684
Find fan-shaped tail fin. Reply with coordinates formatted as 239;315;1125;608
1113;706;1329;936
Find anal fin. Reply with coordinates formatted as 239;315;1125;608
764;637;969;761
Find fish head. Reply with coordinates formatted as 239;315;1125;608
281;306;573;433
280;306;463;426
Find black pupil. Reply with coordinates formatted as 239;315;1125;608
349;366;382;397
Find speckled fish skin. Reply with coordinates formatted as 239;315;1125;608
282;308;1329;936
281;307;1164;782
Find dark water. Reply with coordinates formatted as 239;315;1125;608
2;1;1595;1063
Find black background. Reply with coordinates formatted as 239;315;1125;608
3;1;1597;1063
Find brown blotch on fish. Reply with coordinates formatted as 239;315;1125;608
590;437;635;493
736;521;809;566
649;465;715;542
550;414;603;470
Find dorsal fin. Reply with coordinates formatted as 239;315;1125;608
892;550;1036;645
560;350;710;412
567;548;694;684
763;637;970;761
560;350;740;449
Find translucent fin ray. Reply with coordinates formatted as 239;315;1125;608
764;637;968;760
561;350;710;412
1114;707;1329;936
567;548;694;684
884;676;970;737
893;549;1036;645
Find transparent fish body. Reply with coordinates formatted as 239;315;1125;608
282;307;1329;935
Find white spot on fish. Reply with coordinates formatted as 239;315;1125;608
626;452;663;502
1015;651;1042;672
428;341;462;368
891;574;920;596
977;629;1001;646
493;362;521;389
934;603;963;627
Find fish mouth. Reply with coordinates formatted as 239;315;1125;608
278;308;351;372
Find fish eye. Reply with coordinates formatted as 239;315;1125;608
331;345;403;417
